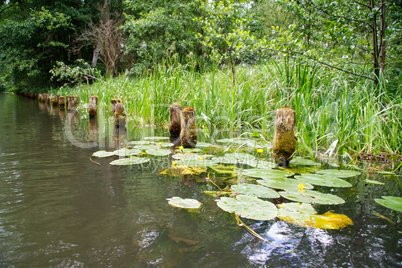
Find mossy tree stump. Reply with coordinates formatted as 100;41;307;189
67;96;79;111
58;96;65;108
169;103;182;144
272;107;296;167
88;96;98;118
180;107;197;148
111;98;126;128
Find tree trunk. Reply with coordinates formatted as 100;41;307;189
370;0;380;84
379;0;386;72
92;41;101;68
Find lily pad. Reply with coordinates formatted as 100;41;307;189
243;168;293;179
316;169;361;178
173;153;203;160
127;140;154;146
92;150;115;158
209;164;238;175
176;159;218;167
167;197;202;209
278;203;353;229
257;178;314;191
195;142;213;148
144;136;170;141
279;190;345;205
113;148;142;157
146;148;171;156
245;160;276;169
136;144;160;151
181;148;203;153
374;196;402;212
290;157;321;166
216;195;278;221
231;184;280;199
110;157;150;166
294;174;352;188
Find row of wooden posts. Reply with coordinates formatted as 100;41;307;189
34;93;296;166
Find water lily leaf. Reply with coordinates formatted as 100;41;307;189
176;159;218;167
173;153;203;160
290;157;321;166
146;148;171;156
225;153;256;162
374;196;402;212
243;168;293;179
294;174;352;188
180;166;207;175
136;144;160;151
110;157;150;166
144;136;170;141
216;195;278;221
316;169;361;178
209;164;238;175
195;142;213;147
365;179;385;185
279;190;345;205
113;148;142;157
92;150;115;158
278;203;353;229
245;160;276;169
257;178;313;191
231;184;280;199
167;197;202;209
159;142;174;148
181;148;203;153
127;140;154;146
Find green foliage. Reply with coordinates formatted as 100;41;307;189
50;60;101;87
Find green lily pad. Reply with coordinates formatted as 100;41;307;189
294;174;352;188
181;148;203;153
257;178;314;191
209;164;238;175
243;168;293;179
231;184;280;199
92;150;115;158
290;157;321;166
278;202;317;222
245;160;276;169
195;142;213;148
144;136;170;141
365;179;385;185
173;153;203;160
110;157;150;166
146;148;171;156
113;148;142;157
279;190;345;205
225;153;256;162
167;197;202;209
374;196;402;212
216;195;278;221
127;140;154;146
176;159;219;167
316;169;361;178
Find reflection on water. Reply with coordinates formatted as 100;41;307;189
0;93;401;267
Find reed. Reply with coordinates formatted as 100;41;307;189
54;59;401;155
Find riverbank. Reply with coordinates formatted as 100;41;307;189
32;60;402;158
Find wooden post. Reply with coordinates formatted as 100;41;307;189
67;96;79;111
88;95;98;118
180;107;197;148
169;103;182;144
50;94;58;106
58;96;65;108
111;98;125;128
272;107;296;167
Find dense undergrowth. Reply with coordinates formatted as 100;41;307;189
54;59;402;157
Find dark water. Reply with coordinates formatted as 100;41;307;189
0;93;401;267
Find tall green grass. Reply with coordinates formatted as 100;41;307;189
54;59;402;155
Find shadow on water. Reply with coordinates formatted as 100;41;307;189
0;93;401;267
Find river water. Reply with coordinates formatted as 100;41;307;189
0;93;400;267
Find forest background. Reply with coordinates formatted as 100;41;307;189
1;0;401;158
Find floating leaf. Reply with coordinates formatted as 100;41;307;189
278;203;353;229
257;178;314;191
225;153;256;162
294;174;352;188
279;190;345;205
243;168;293;179
159;142;174;148
113;148;142;157
127;140;154;146
231;184;280;199
316;169;361;178
144;136;170;141
209;164;238;175
195;142;213;148
167;197;202;209
92;150;115;158
216;195;278;221
365;179;385;185
374;196;402;212
290;157;321;166
110;157;150;166
245;160;276;169
176;159;218;167
146;148;171;156
172;153;202;160
136;144;160;151
181;148;203;153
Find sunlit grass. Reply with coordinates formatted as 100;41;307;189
55;59;402;156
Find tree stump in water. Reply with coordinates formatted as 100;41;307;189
50;95;58;106
58;96;65;108
180;107;197;148
88;96;98;118
169;103;182;145
111;98;126;128
272;107;296;167
67;96;79;111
